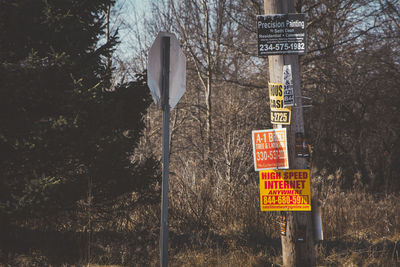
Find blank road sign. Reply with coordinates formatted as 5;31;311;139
148;32;186;110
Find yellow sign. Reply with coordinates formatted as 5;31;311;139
268;83;291;124
259;169;311;211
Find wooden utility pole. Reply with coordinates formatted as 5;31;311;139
264;0;316;266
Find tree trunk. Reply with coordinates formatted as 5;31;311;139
202;0;214;183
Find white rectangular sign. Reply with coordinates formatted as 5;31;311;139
283;65;294;107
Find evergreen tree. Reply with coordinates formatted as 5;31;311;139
0;0;159;228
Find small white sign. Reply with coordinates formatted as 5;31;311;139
283;65;294;107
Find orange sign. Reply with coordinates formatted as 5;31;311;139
252;129;289;171
259;169;311;211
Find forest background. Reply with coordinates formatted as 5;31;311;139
0;0;399;266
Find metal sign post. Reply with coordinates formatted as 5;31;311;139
160;36;170;267
148;31;186;267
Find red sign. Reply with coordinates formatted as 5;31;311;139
252;128;289;171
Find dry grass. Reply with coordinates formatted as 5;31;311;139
170;248;281;267
2;172;399;266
